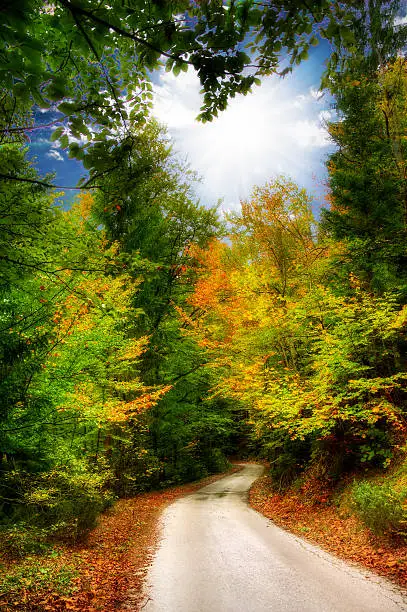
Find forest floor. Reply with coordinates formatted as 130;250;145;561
0;466;240;612
249;474;407;589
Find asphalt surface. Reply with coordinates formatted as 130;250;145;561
142;463;407;612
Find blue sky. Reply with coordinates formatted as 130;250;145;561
28;41;335;214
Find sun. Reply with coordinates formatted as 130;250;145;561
153;68;332;209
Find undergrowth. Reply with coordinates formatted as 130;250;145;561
352;481;407;536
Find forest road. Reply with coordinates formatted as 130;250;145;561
141;463;407;612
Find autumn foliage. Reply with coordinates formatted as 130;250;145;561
0;128;232;586
2;22;407;606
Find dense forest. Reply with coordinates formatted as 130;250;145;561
1;0;407;580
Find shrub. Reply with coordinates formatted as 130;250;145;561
113;450;162;496
0;524;50;558
173;452;208;483
0;461;115;552
264;434;312;490
204;448;229;474
23;466;114;540
352;480;407;535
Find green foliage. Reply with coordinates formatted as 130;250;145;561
0;460;114;549
22;465;114;540
2;0;404;173
2;1;407;559
0;524;50;558
321;58;407;294
0;555;78;598
352;480;407;535
1;138;213;550
0;121;235;559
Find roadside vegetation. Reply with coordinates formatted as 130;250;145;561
1;1;407;607
0;468;239;611
250;463;407;587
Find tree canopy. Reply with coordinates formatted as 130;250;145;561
2;0;406;184
1;3;407;603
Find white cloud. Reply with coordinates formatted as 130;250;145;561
153;70;333;209
310;87;324;101
319;110;332;122
291;120;330;148
46;149;64;161
395;14;407;26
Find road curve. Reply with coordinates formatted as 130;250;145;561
141;464;407;612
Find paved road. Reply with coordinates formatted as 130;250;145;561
142;464;407;612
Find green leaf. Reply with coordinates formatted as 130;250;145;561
59;134;69;148
51;127;64;142
325;20;339;39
